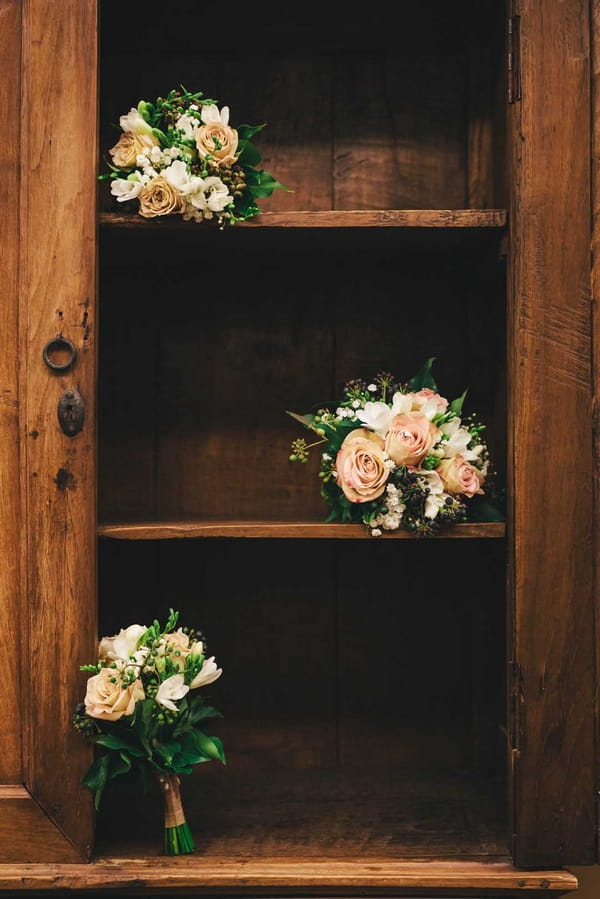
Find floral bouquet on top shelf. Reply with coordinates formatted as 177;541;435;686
288;358;504;537
101;85;289;227
73;609;225;855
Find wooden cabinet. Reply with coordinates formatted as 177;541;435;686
0;0;595;894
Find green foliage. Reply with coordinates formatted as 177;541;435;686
407;356;438;392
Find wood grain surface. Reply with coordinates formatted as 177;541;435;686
98;520;506;540
592;0;600;869
18;0;98;861
508;0;595;866
99;209;508;229
0;858;579;892
0;0;23;785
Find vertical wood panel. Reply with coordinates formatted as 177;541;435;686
509;0;595;865
592;0;600;866
0;0;23;783
20;0;98;860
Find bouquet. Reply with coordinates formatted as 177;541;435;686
102;85;288;227
288;358;502;537
73;609;225;855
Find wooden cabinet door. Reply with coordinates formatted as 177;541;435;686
508;0;596;867
0;0;98;862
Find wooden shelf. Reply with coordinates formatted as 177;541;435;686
98;520;506;540
0;768;576;892
99;209;507;229
0;859;577;893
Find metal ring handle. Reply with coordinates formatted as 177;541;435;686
42;337;77;372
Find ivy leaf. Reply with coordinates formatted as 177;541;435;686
187;699;223;727
408;357;438;392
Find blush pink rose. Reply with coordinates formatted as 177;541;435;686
384;412;436;466
335;428;389;503
411;388;448;412
437;454;485;497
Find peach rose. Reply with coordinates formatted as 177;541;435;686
109;131;156;169
384;412;436;466
138;176;185;218
84;668;144;722
196;122;238;166
437;454;485;497
335;428;389;503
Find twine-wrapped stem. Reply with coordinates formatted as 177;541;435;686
156;773;195;855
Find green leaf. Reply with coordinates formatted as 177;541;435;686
237;123;266;141
192;730;226;763
467;496;505;522
448;388;468;417
131;698;155;757
286;411;316;429
91;731;145;757
82;754;111;810
408;357;438;392
155;740;182;767
151;128;167;144
187;700;222;727
236;139;261;167
248;169;291;198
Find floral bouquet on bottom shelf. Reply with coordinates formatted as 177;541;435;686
73;609;225;856
288;358;503;537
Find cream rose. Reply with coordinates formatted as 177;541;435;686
138;176;185;218
109;132;156;169
384;412;437;466
164;628;191;670
98;623;147;662
335;428;389;503
196;105;238;165
437;454;485;497
84;669;144;721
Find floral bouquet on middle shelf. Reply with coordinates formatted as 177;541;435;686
288;358;504;537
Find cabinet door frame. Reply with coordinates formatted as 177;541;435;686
508;0;596;867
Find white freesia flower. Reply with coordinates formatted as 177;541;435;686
163;159;199;196
439;418;480;460
176;113;199;140
119;107;154;136
356;401;394;437
156;673;189;712
390;392;414;415
189;176;231;213
189;656;223;690
99;623;147;662
201;104;230;126
417;470;446;520
416;397;444;420
110;178;143;202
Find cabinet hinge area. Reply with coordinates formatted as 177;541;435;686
508;15;521;103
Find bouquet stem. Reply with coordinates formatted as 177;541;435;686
156;773;195;855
